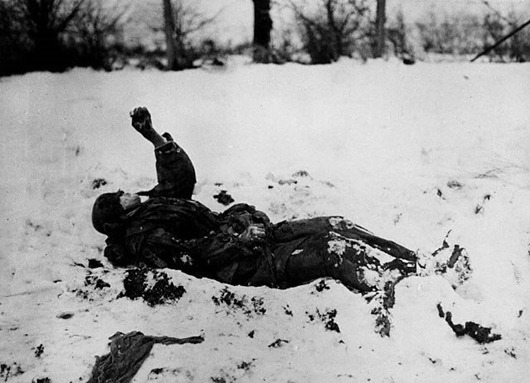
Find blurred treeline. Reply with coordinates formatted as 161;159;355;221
0;0;128;75
1;0;529;77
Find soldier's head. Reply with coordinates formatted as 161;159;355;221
92;190;141;235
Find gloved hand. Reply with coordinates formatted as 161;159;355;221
130;107;167;147
130;107;153;135
240;224;266;243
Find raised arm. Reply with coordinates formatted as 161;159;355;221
130;107;197;199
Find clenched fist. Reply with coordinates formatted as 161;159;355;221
129;107;167;147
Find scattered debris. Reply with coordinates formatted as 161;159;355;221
143;274;186;306
146;367;196;380
437;304;502;344
237;359;255;371
85;275;110;290
0;362;24;381
120;268;147;300
73;274;112;301
92;178;107;189
211;288;266;317
292;170;310;177
25;219;51;236
427;237;472;289
475;194;492;214
306;308;341;333
431;231;451;257
447;245;464;268
322;309;340;333
447;180;463;189
75;290;90;300
504;347;517;359
213;190;234;206
372;306;391;337
150;368;164;375
87;331;204;383
34;344;44;358
437;303;445;318
119;269;186;306
278;179;297;185
210;376;228;383
56;312;74;320
268;339;289;348
313;279;330;293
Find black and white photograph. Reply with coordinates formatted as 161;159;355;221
1;0;529;382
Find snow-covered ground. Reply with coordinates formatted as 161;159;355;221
1;58;530;382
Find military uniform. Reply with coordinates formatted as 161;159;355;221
102;135;416;293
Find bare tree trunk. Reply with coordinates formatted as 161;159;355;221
162;0;177;70
24;0;84;71
374;0;386;58
252;0;272;62
324;0;341;60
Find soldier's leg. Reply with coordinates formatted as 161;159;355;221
281;234;375;292
329;217;416;262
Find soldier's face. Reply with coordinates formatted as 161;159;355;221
119;192;141;212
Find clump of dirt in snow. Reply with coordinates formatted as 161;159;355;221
418;238;473;289
91;178;107;189
306;308;341;333
0;362;24;381
213;190;235;205
119;269;186;306
211;287;266;317
268;339;289;348
209;359;257;383
34;344;44;358
73;272;112;301
312;279;331;293
437;303;502;344
370;305;392;337
85;275;110;290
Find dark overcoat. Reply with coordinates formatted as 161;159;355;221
102;136;416;291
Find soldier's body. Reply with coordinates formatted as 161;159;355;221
92;107;416;293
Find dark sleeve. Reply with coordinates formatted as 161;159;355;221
220;203;272;234
134;227;262;284
103;237;131;266
143;227;256;269
194;231;265;284
140;133;196;199
132;228;200;271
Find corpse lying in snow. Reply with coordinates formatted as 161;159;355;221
91;107;417;293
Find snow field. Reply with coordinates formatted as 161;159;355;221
0;58;529;382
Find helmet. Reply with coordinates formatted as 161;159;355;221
92;191;126;235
